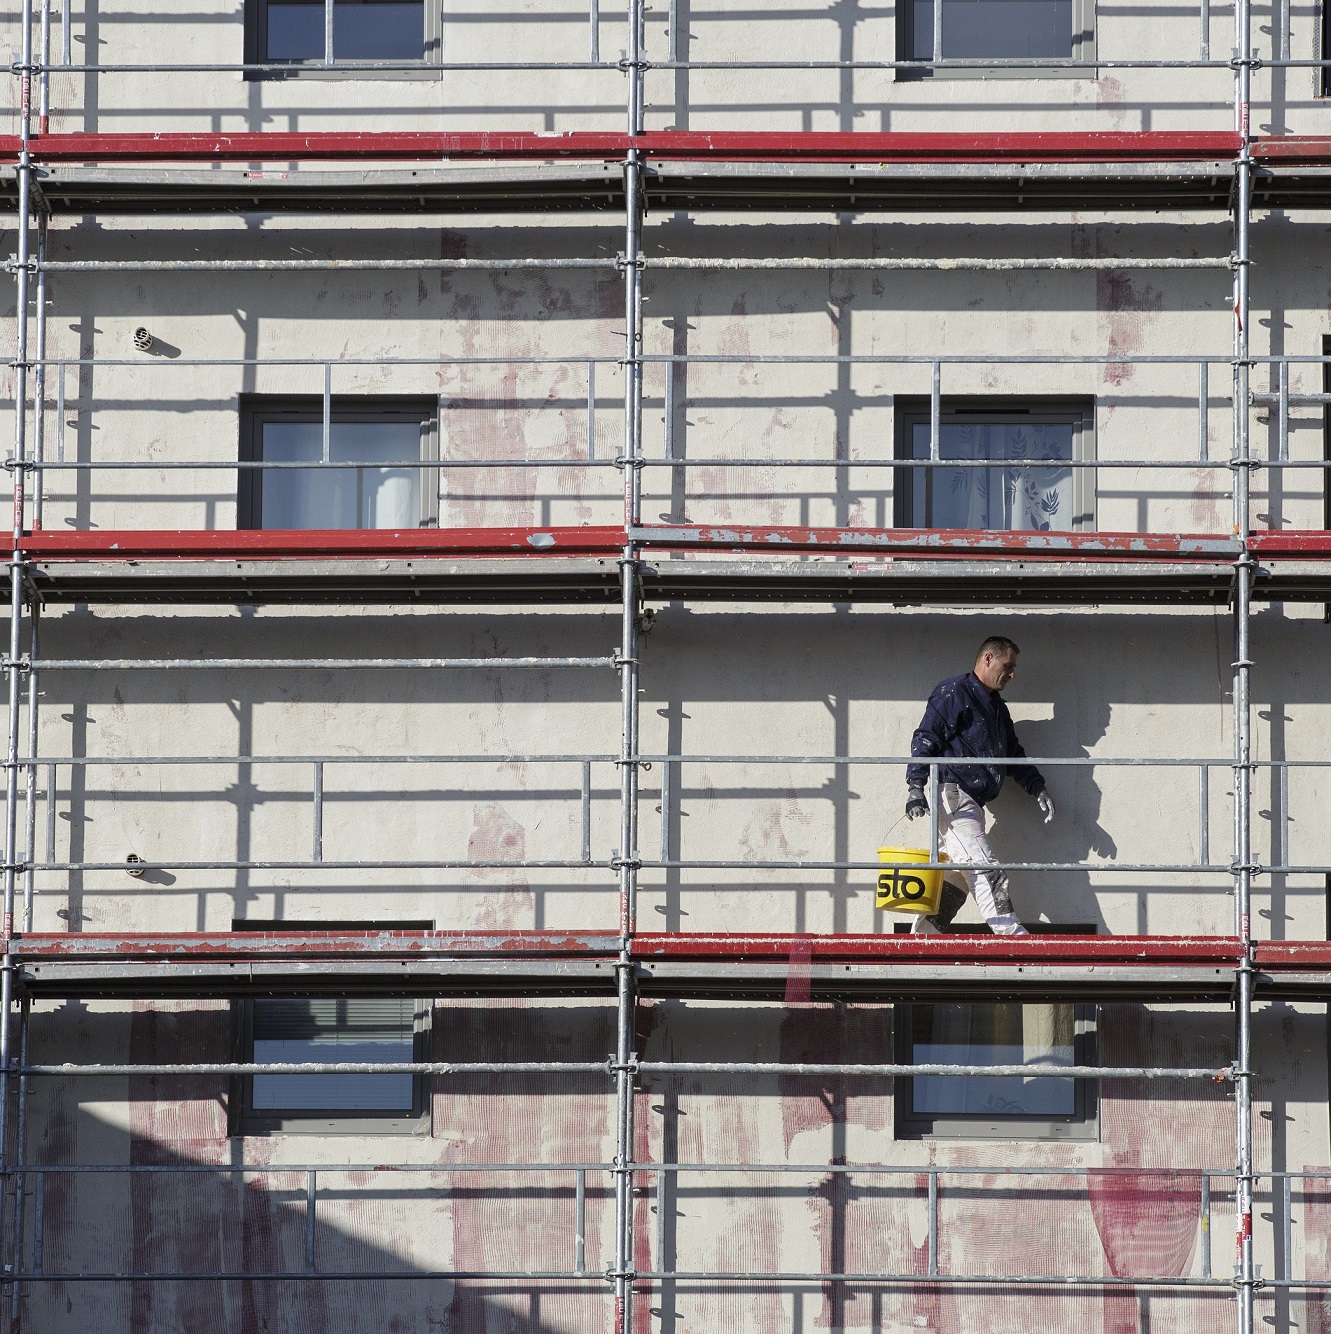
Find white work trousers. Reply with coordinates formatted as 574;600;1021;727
911;783;1028;936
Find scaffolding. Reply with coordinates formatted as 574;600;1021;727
0;0;1328;1329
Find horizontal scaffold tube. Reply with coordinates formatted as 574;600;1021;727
28;657;613;670
36;258;619;272
20;1061;1229;1078
643;256;1232;271
29;256;1232;274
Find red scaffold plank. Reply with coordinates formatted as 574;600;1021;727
1254;941;1331;970
632;933;1246;965
24;528;1329;566
634;130;1242;164
11;131;632;164
1251;137;1331;165
0;130;1243;167
1249;531;1331;558
631;524;1241;561
12;930;1254;969
21;527;625;561
13;930;622;958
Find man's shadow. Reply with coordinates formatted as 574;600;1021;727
984;696;1115;933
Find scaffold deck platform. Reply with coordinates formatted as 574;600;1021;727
15;528;1331;605
12;931;1326;1003
4;131;1331;215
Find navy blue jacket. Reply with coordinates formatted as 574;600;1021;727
907;672;1046;808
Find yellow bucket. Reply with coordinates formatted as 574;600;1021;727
876;846;947;915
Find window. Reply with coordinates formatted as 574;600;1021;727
240;396;438;530
245;0;439;73
232;920;432;1134
896;0;1093;74
894;397;1094;531
895;925;1098;1140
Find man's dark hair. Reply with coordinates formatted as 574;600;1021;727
976;635;1020;661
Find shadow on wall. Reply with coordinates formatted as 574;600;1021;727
988;694;1115;931
21;998;619;1334
15;997;1248;1328
21;1108;611;1334
16;994;1264;1332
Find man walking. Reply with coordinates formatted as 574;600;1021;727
905;635;1054;936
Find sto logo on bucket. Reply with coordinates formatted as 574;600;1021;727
878;868;928;900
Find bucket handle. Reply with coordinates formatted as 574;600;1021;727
878;809;910;847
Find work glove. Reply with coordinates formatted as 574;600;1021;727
905;786;929;820
1036;789;1056;824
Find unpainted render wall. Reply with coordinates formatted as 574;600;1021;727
0;0;1328;1330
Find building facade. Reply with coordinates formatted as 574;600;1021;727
0;0;1325;1330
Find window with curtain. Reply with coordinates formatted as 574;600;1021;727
240;397;437;531
894;399;1094;532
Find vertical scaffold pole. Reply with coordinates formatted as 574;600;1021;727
24;216;45;941
2;0;35;1310
613;0;646;1328
22;603;38;935
37;0;50;134
8;1000;29;1326
1231;0;1255;1324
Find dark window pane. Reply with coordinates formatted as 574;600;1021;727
267;1;325;61
944;0;1072;57
911;1002;1077;1116
912;0;936;59
913;0;1072;59
252;997;415;1112
911;418;1074;530
334;0;425;60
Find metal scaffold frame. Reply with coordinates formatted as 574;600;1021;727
0;0;1312;1329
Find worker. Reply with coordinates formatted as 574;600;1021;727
904;635;1055;936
